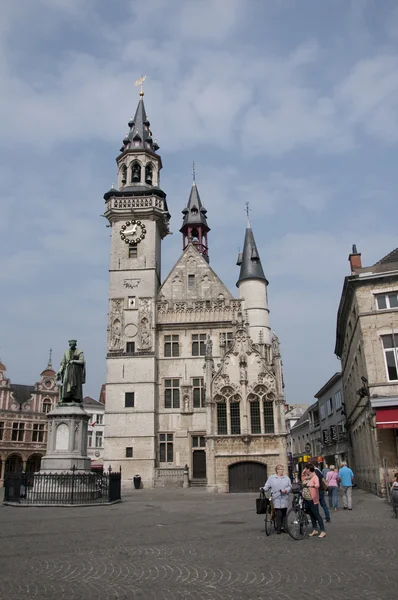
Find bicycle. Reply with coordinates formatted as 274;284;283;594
259;488;276;536
286;486;309;540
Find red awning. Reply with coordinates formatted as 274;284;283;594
376;407;398;429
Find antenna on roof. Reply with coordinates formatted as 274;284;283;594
192;161;196;183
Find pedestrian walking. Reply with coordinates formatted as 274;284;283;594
322;463;330;479
314;463;331;522
338;462;354;510
263;465;292;534
301;465;326;539
326;465;339;510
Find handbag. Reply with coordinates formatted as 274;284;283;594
322;478;328;492
256;496;268;514
302;485;312;501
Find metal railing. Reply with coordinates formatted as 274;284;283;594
4;466;121;505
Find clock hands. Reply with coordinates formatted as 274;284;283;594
124;224;138;236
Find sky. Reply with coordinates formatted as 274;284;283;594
1;0;398;404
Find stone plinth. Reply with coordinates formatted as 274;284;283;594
40;403;91;472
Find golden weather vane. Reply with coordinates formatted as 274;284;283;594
135;75;147;96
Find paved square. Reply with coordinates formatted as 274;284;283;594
0;488;396;600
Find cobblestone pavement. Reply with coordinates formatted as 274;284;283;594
0;488;396;600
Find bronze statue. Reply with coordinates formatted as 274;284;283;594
57;340;86;403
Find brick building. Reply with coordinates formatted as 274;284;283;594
0;357;58;486
335;246;398;495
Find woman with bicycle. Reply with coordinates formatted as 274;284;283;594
302;464;326;539
263;465;292;534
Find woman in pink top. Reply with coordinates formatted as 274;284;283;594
302;464;326;538
326;465;339;511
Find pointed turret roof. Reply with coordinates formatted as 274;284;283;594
180;181;209;231
119;93;160;154
236;216;268;286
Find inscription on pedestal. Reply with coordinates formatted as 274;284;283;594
56;423;69;450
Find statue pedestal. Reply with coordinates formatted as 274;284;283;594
40;403;91;472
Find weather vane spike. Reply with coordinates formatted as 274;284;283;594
135;75;147;96
192;161;196;183
48;347;53;367
245;201;251;226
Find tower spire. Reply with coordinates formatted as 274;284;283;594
236;209;268;285
180;175;211;262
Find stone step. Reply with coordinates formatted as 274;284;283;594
189;479;207;488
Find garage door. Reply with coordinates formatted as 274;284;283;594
228;462;267;493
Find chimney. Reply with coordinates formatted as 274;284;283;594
348;244;362;272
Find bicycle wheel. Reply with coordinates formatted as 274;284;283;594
286;507;308;540
265;504;273;536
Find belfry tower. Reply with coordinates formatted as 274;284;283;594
103;87;170;485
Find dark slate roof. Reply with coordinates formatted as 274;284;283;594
180;182;209;231
375;247;398;266
11;384;34;406
236;219;268;286
290;408;309;432
119;95;159;154
83;395;102;407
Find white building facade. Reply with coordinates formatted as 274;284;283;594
103;92;287;492
83;396;105;470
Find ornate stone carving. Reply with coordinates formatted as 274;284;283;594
272;332;281;358
124;279;141;290
109;299;124;350
138;298;152;350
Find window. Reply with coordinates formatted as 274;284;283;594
126;342;135;354
159;433;173;462
220;332;234;350
327;397;333;416
381;334;398;380
217;403;227;435
145;163;153;184
131;161;141;182
165;379;180;408
126;447;133;458
127;296;136;308
87;431;93;448
125;392;135;408
121;164;127;184
376;293;398;310
323;429;331;445
230;402;241;434
95;431;103;448
334;390;342;410
188;274;195;290
96;414;103;425
263;400;275;433
192;435;206;448
129;246;138;258
250;400;261;434
11;422;24;442
42;400;52;414
330;424;337;442
320;404;326;420
337;421;346;438
193;378;205;408
32;423;44;443
0;422;3;441
192;334;206;356
164;335;179;357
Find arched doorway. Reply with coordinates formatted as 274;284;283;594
228;461;267;493
26;454;42;474
5;454;23;474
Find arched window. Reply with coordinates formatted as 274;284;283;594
215;389;242;435
131;161;141;183
42;399;52;414
250;400;261;434
121;164;127;184
217;401;227;435
145;163;153;184
263;400;275;433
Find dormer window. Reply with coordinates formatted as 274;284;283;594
131;162;141;183
121;165;127;184
145;164;153;185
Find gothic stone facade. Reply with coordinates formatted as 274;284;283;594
103;94;287;492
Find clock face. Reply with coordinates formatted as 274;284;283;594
120;220;147;245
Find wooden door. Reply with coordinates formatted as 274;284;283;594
228;461;267;492
192;450;206;479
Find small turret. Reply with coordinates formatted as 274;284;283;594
180;172;210;262
236;207;271;345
